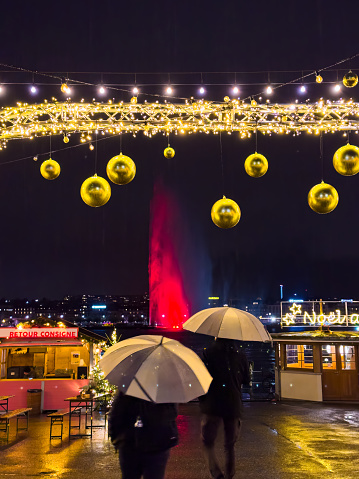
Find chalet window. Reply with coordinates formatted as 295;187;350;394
286;344;313;369
340;345;356;370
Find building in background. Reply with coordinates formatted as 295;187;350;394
0;294;149;327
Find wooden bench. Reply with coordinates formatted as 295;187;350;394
0;408;32;442
47;410;69;441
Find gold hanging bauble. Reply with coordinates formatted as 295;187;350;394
251;99;257;106
333;144;359;176
164;147;175;159
211;196;241;229
106;154;136;185
60;83;69;93
308;181;339;214
244;152;268;178
63;135;69;143
130;96;137;104
224;96;230;102
343;71;358;88
40;158;61;180
80;174;111;207
316;74;323;83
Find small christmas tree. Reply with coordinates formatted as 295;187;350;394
86;329;120;402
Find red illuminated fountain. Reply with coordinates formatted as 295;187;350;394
149;182;190;328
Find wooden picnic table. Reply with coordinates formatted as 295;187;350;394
64;393;112;438
0;395;15;413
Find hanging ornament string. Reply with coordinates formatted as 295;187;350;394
95;134;98;174
255;126;258;152
219;132;225;195
49;135;52;158
320;132;324;181
167;133;170;147
120;132;123;154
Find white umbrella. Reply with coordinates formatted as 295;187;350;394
99;335;212;403
182;307;272;342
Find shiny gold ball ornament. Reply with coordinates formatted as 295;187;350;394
80;174;111;207
333;144;359;176
164;147;175;159
60;83;69;93
343;70;358;88
244;152;268;178
316;74;323;84
224;96;230;102
211;196;241;229
308;181;339;214
106;154;136;185
40;158;61;180
251;99;257;106
63;135;69;143
130;96;137;104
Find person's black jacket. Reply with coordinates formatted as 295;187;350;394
109;393;179;453
199;338;251;418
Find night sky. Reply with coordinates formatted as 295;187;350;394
1;0;359;310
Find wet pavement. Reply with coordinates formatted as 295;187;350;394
1;400;359;478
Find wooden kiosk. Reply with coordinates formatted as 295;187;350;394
0;320;105;410
273;300;359;402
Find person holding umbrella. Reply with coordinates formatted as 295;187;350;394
109;392;178;479
199;338;250;479
101;334;212;479
183;306;272;479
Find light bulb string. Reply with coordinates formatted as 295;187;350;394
0;52;358;104
0;132;123;167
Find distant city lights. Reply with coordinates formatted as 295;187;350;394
166;86;173;95
30;85;37;94
199;86;205;95
266;86;273;95
92;305;107;309
299;85;307;93
232;86;239;94
132;87;139;94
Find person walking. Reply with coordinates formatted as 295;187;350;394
199;338;251;479
109;392;178;479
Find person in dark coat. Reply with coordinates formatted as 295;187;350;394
199;338;251;479
109;392;179;479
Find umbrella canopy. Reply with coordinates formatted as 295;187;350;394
99;335;212;403
182;307;272;342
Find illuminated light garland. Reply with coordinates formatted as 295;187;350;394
282;303;359;326
1;100;359;145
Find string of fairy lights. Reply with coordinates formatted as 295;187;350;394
0;55;359;224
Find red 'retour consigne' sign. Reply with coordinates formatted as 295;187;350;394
0;327;79;339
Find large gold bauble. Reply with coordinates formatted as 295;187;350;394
80;174;111;207
211;196;241;228
316;74;323;83
308;181;339;214
333;144;359;176
60;83;69;93
164;147;175;159
244;152;268;178
40;158;61;180
106;154;136;185
343;71;358;88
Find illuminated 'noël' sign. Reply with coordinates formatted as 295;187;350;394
281;301;359;327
